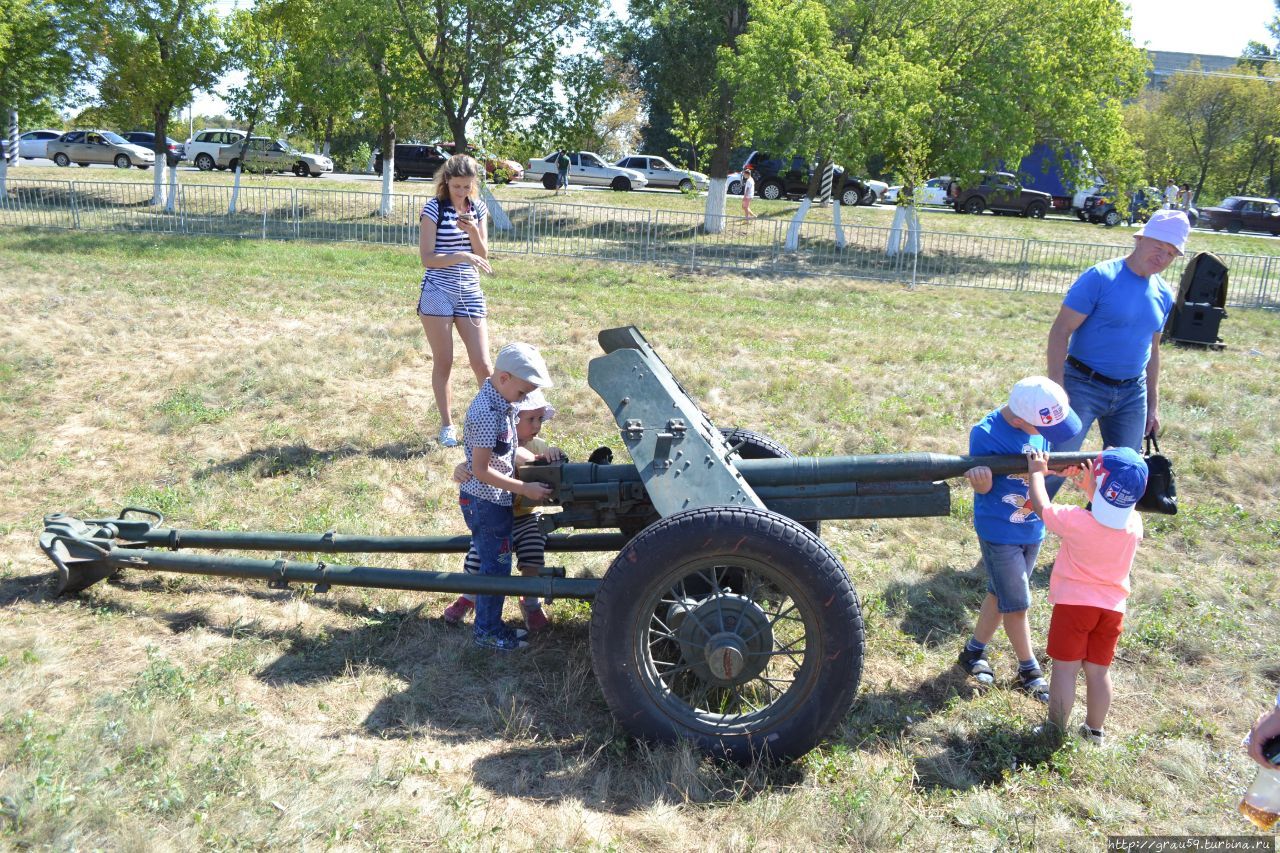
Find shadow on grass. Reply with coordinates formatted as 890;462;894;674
881;557;1053;649
913;723;1063;791
196;441;432;478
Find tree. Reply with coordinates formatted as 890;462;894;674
391;0;600;150
95;0;225;207
0;0;87;187
223;6;290;213
666;99;713;171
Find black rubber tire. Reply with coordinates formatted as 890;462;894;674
589;506;864;762
1103;209;1122;227
1227;221;1242;234
293;162;308;177
859;187;877;206
840;187;860;206
541;172;558;190
228;158;240;172
1025;202;1047;219
136;164;149;170
114;154;131;169
760;179;784;201
394;170;408;182
53;152;70;167
611;176;632;191
678;178;694;192
77;163;90;168
1076;211;1087;221
964;197;985;215
721;428;821;536
195;153;214;171
728;180;742;195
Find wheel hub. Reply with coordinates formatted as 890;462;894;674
671;593;774;686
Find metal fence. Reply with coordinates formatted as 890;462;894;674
2;178;1276;309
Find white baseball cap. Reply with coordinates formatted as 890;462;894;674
494;342;553;388
1008;376;1082;444
516;388;556;420
1135;209;1190;255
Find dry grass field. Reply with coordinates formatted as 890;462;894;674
1;229;1277;851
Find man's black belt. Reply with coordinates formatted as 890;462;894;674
1066;355;1139;386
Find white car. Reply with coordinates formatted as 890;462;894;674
527;151;648;191
614;155;708;191
216;136;333;176
862;179;889;204
185;128;247;171
882;176;956;206
18;129;62;159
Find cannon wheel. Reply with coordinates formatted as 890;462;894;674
590;506;864;761
721;428;821;536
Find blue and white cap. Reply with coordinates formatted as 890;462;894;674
1091;447;1149;530
1008;376;1082;445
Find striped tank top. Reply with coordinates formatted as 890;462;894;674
421;197;488;289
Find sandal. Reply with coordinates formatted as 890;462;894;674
1017;667;1050;703
958;647;995;686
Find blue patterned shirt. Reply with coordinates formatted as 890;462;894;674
461;378;518;506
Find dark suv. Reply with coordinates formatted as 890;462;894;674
122;131;182;166
1082;186;1163;227
741;151;870;206
373;143;447;181
953;171;1052;218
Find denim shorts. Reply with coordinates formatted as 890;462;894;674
978;538;1042;613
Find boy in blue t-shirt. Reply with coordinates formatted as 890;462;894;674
958;376;1082;701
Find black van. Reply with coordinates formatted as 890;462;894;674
373;143;447;181
742;151;870;206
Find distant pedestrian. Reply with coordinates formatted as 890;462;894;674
1164;180;1179;209
1179;183;1193;211
555;149;570;194
741;166;755;219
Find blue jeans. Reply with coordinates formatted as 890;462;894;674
1048;361;1147;496
459;493;513;637
979;538;1042;613
557;170;568;189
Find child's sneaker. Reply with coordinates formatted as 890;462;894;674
522;602;550;633
442;596;474;625
438;425;459;447
473;626;530;651
1078;724;1105;746
958;646;995;686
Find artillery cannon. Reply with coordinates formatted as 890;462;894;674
40;326;1097;761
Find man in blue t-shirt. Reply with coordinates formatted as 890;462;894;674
1046;210;1184;468
958;377;1082;702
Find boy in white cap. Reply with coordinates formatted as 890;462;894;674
958;376;1082;702
457;343;554;650
1027;445;1149;745
444;388;564;633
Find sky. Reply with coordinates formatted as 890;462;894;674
188;0;1278;119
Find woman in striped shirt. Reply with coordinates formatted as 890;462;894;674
418;154;492;447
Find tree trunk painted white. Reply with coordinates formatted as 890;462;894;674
0;152;8;196
379;153;394;217
481;183;511;231
165;160;179;213
832;198;846;249
703;177;727;234
229;164;243;214
886;205;920;256
784;196;813;251
151;157;165;206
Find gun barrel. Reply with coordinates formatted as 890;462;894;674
734;451;1098;488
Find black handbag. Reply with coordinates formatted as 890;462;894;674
1137;432;1177;515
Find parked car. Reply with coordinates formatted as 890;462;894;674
882;176;957;206
17;129;62;159
216;136;333;176
435;142;524;183
738;151;871;206
185;129;246;170
1082;186;1163;227
953;171;1051;217
614;155;708;191
526;151;648;191
1072;180;1106;220
46;130;155;169
122;131;183;167
862;179;889;205
373;143;448;181
1201;196;1280;235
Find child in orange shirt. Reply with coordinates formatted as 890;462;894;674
1027;446;1148;746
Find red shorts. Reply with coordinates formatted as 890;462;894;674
1047;603;1124;666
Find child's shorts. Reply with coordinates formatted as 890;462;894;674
464;513;545;574
1047;603;1124;665
978;539;1041;613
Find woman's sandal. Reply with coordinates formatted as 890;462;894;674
1017;668;1050;703
958;648;995;686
